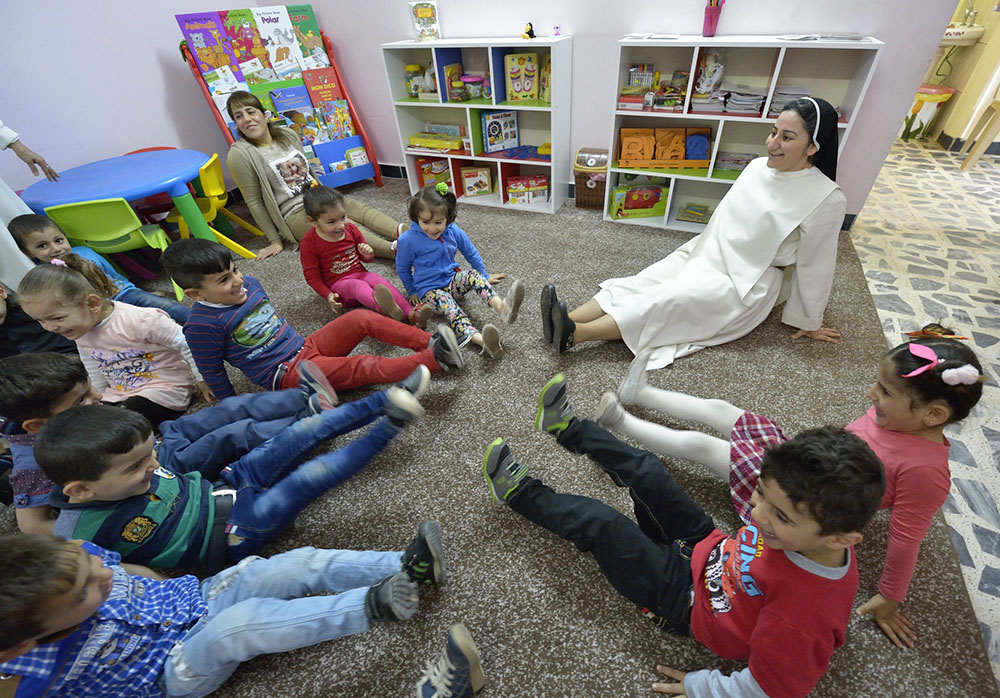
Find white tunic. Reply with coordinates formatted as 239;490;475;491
595;157;846;370
0;119;39;290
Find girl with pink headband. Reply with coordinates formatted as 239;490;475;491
594;322;986;650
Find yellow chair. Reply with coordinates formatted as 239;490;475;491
44;198;185;301
165;153;263;259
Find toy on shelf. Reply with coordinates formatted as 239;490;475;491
409;132;464;150
617;127;711;169
460;166;492;196
344;147;369;167
482;110;518;152
507;175;548;204
415;157;451;188
609;183;668;220
675;201;714;223
505;53;538;101
539;54;552;103
714;151;756;171
522;22;535;40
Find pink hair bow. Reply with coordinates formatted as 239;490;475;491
50;258;67;267
901;343;943;378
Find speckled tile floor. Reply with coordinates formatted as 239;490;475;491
849;138;1000;687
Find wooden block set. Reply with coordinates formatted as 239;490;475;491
617;127;711;169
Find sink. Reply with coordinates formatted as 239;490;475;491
942;23;985;46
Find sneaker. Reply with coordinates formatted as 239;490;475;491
540;284;557;343
374;285;405;322
551;300;575;354
415;623;486;698
304;393;336;417
366;572;419;622
618;350;653;405
410;303;433;328
595;391;625;429
535;373;575;436
430;325;465;372
398;365;431;400
384;386;425;427
297;359;338;409
482;437;528;503
402;520;445;586
499;279;525;324
480;324;503;360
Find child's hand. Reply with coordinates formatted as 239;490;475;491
651;665;687;694
327;293;343;313
856;593;916;648
357;243;374;261
194;381;216;404
256;242;284;260
408;293;420;306
487;272;507;285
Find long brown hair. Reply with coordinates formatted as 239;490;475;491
17;253;118;309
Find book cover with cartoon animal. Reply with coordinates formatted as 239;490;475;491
323;100;355;140
176;12;244;81
251;6;306;80
303;68;345;105
287;4;330;68
221;9;272;72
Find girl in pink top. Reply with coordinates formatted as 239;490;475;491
299;186;427;326
17;255;211;430
593;323;985;650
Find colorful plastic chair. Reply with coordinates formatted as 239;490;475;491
122;146;192;223
164;153;263;259
44;198;185;301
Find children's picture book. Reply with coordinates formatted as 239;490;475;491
239;57;279;86
409;1;440;42
303;68;345;104
286;4;330;68
505;53;538;102
203;65;241;95
221;9;272;73
251;6;305;80
323;100;355;140
482;110;518;153
176;11;244;81
539;54;552;103
270;85;323;144
424;123;465;138
460;166;492;197
344;147;370;167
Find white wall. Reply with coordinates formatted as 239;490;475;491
1;0;954;216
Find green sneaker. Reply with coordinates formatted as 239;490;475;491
534;373;575;436
483;438;528;503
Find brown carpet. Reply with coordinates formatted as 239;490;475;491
4;178;995;697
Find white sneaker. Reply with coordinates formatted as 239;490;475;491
618;350;653;405
480;324;503;360
499;279;525;324
595;391;625;429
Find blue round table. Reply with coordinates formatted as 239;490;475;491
20;149;215;240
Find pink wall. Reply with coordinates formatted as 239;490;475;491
1;0;954;215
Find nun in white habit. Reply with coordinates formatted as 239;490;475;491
543;97;846;370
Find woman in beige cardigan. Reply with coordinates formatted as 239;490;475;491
226;91;402;260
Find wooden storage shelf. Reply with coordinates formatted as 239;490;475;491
382;36;572;214
604;34;882;230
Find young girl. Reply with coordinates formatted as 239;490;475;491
300;185;429;326
17;255;212;430
593;323;985;650
396;182;525;359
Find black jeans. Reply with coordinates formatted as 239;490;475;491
509;419;716;633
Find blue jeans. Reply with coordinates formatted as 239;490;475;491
162;546;403;697
158;389;307;477
220;390;394;559
117;287;190;325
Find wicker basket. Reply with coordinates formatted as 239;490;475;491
574;148;609;210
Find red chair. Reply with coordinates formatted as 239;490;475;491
122;147;194;223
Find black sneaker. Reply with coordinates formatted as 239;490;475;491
482;438;529;503
365;572;419;622
402;520;445;585
540;284;558;343
430;324;465;371
397;365;431;400
415;623;486;697
551;300;575;353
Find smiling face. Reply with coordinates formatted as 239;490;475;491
188;262;247;305
37;546;114;637
749;476;833;559
308;204;348;242
76;434;160;502
21;225;73;263
765;110;818;173
230;103;272;146
20;295;101;341
416;205;449;241
866;359;949;435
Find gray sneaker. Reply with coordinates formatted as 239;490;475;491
383;387;425;427
618;350;653;405
415;623;486;698
480;324;503;360
366;572;419;622
398;365;431;400
483;438;528;503
430;325;465;371
535;373;575;436
374;285;405;321
500;279;525;324
297;359;338;409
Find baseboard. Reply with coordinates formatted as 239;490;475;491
379;164;408;180
937;132;1000;156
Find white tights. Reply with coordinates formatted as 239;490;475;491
617;386;743;482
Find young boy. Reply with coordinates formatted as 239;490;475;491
160;238;464;400
34;370;429;573
8;213;190;325
300;186;429;324
483;374;886;698
0;532;440;697
0;352;334;538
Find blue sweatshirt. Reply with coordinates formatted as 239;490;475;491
395;222;487;298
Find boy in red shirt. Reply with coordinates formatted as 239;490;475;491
484;374;885;698
300;186;427;325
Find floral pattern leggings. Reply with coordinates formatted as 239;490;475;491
421;270;497;345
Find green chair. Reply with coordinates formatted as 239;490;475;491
44;198;185;301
